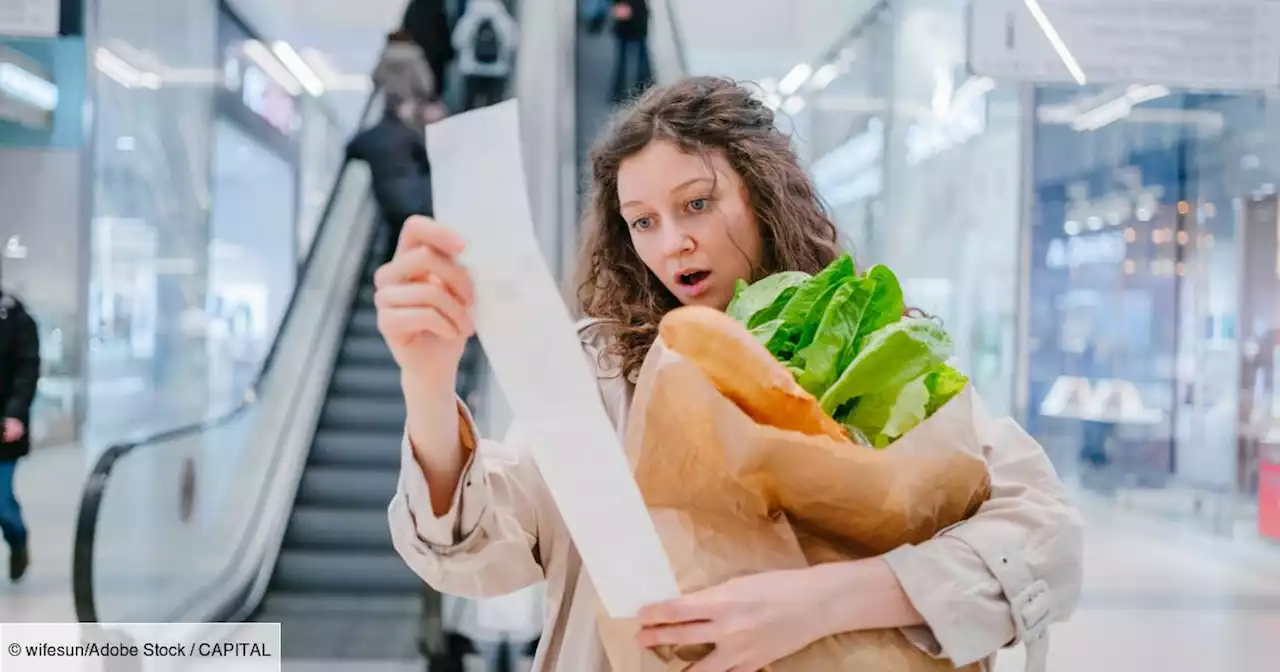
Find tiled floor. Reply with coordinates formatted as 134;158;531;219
5;445;1280;670
0;444;85;624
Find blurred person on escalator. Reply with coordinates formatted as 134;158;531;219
401;0;456;96
373;29;438;107
607;0;653;102
346;92;449;264
452;0;519;110
0;281;39;583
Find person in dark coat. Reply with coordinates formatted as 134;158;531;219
0;290;39;582
608;0;652;102
402;0;456;97
346;94;447;264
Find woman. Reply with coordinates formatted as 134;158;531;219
381;77;1083;672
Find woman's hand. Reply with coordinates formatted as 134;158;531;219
635;559;924;672
374;215;476;388
635;568;828;672
376;215;478;515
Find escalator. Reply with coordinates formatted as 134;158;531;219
248;243;425;662
73;2;689;669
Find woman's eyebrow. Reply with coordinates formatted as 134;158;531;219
621;178;716;209
671;177;714;194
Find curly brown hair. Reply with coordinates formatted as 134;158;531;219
575;76;845;379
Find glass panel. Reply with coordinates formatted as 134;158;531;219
881;0;1024;417
88;92;383;624
85;0;219;455
207;119;298;408
91;406;263;621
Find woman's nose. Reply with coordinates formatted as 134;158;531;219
661;220;695;256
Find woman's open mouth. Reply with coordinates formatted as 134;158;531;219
675;270;712;298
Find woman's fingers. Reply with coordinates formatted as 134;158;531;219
373;280;476;335
397;215;465;258
637;621;719;648
377;306;469;342
374;245;475;306
638;592;721;627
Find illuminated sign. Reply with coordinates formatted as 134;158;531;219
237;61;300;137
1045;231;1127;269
1039;376;1163;424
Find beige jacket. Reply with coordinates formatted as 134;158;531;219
389;321;1084;671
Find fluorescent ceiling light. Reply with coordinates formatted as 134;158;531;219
272;41;324;97
1071;84;1173;131
781;95;806;116
94;48;160;89
0;63;58;110
778;63;812;96
1023;0;1086;85
241;40;302;96
809;63;843;91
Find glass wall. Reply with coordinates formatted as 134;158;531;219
82;0;340;456
785;1;1280;545
206;119;297;408
799;0;1023;418
84;0;220;452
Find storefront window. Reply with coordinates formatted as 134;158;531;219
757;0;1280;548
881;0;1023;418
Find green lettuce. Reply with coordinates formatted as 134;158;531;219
819;317;953;415
724;256;968;448
727;271;811;327
762;254;855;359
794;278;868;395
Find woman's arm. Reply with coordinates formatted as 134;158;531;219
389;397;550;599
876;393;1085;668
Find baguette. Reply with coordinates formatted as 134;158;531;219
658;306;850;443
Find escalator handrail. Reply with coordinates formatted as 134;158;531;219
73;84;384;622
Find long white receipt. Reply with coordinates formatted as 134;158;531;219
426;101;680;617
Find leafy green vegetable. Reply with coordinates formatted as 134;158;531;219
725;256;967;448
726;271;811;326
851;265;905;353
925;364;969;415
762;255;855;360
794;278;869;395
819;317;953;415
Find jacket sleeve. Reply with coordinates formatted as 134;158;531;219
4;310;40;423
388;401;550;599
881;392;1085;668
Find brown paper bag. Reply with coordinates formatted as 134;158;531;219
597;339;992;671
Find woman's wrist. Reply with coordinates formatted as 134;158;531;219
805;557;926;640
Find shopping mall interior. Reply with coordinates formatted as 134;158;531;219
1;0;1279;669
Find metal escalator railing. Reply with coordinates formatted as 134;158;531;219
73;85;385;624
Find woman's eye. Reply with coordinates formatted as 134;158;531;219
630;217;653;231
688;198;709;213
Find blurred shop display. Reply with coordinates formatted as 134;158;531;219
761;0;1280;545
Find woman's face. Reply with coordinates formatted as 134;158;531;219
617;140;764;310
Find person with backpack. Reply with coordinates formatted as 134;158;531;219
451;0;519;110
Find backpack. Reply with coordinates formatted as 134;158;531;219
473;18;501;64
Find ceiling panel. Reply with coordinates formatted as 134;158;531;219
672;0;881;82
